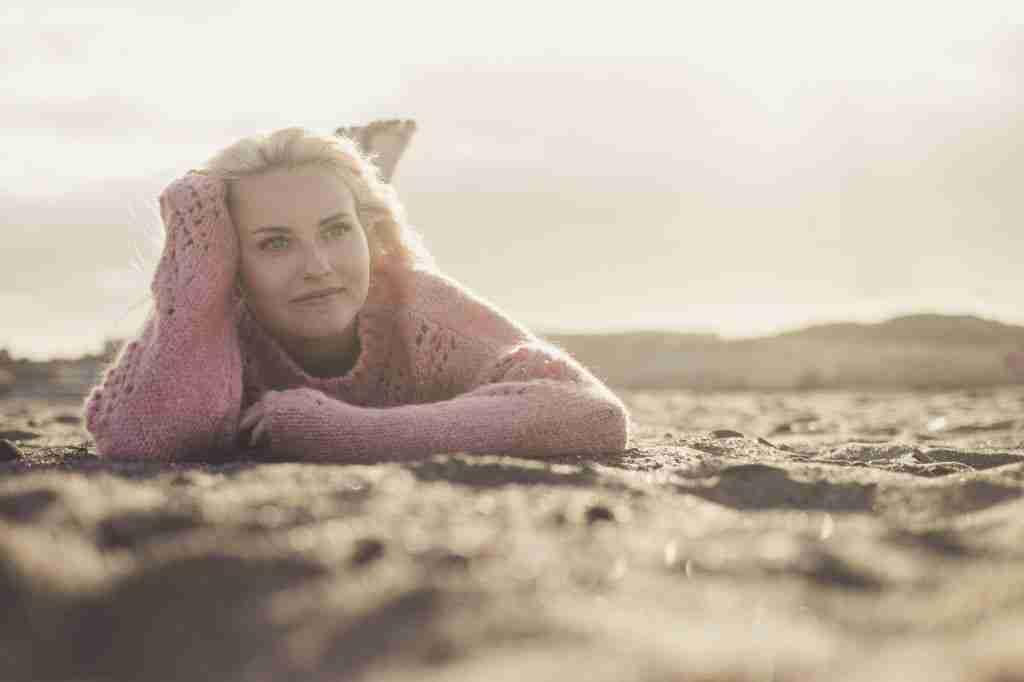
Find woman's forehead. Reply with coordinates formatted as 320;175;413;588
231;167;357;229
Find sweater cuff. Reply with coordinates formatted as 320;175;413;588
264;388;449;461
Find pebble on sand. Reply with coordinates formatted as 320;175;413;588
0;430;41;441
0;439;23;461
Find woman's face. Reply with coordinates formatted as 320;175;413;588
230;165;372;347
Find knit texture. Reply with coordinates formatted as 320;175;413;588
82;173;630;462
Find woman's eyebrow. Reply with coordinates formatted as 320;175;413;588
252;212;352;234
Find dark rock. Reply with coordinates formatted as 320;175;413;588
887;528;974;558
548;510;568;526
97;510;201;550
350;537;386;567
54;414;81;425
585;504;615;524
420;548;471;571
0;430;41;441
680;464;877;512
0;488;55;520
0;439;22;461
711;429;745;439
798;550;883;591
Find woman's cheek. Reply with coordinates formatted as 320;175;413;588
245;256;291;302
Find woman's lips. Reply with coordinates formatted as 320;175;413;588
292;289;343;305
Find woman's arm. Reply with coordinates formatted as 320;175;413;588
249;269;630;461
81;173;244;461
255;349;629;462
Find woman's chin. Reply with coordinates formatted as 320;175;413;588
287;312;356;339
252;299;361;344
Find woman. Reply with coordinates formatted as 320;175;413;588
81;122;630;462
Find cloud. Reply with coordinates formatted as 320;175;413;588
0;26;96;68
4;92;162;137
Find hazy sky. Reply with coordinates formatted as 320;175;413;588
3;1;1023;359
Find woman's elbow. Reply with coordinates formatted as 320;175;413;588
90;429;161;461
92;428;223;462
87;411;224;462
597;398;631;453
83;386;238;462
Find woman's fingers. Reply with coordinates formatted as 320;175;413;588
251;416;268;447
240;404;261;431
241;392;280;447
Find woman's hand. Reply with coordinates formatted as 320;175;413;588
153;170;240;314
239;389;318;449
238;388;374;458
239;391;278;448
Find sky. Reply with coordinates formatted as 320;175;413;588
2;1;1023;359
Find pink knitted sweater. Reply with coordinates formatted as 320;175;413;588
81;174;630;462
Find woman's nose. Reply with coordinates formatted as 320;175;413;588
303;244;333;276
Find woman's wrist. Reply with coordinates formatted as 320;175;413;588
154;172;239;315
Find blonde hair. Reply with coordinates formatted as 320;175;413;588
200;126;434;269
112;127;434;343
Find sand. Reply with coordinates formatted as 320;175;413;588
2;388;1023;681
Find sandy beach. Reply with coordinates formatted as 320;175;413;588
2;387;1023;681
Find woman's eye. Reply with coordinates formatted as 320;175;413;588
326;222;351;237
261;236;289;251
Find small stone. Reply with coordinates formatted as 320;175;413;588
430;550;470;571
0;439;22;461
585;504;615;524
54;413;81;425
350;537;386;567
712;429;744;439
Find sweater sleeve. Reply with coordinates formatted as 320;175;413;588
80;173;244;461
260;270;631;461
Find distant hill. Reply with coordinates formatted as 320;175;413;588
544;314;1024;349
544;314;1024;390
768;314;1024;347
